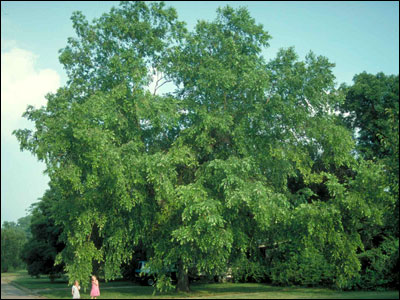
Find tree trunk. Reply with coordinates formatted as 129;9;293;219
176;260;190;292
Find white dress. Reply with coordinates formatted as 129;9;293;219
72;285;80;299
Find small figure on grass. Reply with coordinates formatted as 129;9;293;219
90;275;100;299
72;280;80;299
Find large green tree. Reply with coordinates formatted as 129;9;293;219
13;1;394;292
14;1;188;290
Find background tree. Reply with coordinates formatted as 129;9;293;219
16;215;33;240
22;188;66;280
339;72;399;289
1;220;28;272
339;73;399;161
339;73;398;226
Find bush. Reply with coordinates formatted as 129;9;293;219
357;237;399;289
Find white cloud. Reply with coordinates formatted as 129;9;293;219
1;46;60;139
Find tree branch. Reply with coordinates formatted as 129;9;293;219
154;80;171;95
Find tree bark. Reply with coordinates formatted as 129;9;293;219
176;260;190;292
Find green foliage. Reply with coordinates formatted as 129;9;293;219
22;188;65;278
339;72;399;162
12;1;398;292
339;72;399;289
357;237;399;289
16;215;33;239
268;202;360;289
1;224;27;272
339;72;399;234
230;253;267;283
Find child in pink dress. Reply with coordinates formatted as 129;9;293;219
90;275;100;299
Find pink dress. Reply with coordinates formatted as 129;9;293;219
90;280;100;297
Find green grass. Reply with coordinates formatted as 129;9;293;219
1;270;24;281
37;284;400;299
2;270;135;290
2;271;399;299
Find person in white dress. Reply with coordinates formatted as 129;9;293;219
72;280;81;299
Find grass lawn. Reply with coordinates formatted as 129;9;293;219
2;270;131;290
2;270;398;299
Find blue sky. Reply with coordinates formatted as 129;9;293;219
1;1;399;223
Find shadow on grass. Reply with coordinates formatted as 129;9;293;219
190;283;333;295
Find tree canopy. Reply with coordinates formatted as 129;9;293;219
13;1;398;292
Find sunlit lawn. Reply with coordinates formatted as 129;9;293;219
2;270;398;299
37;285;400;299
